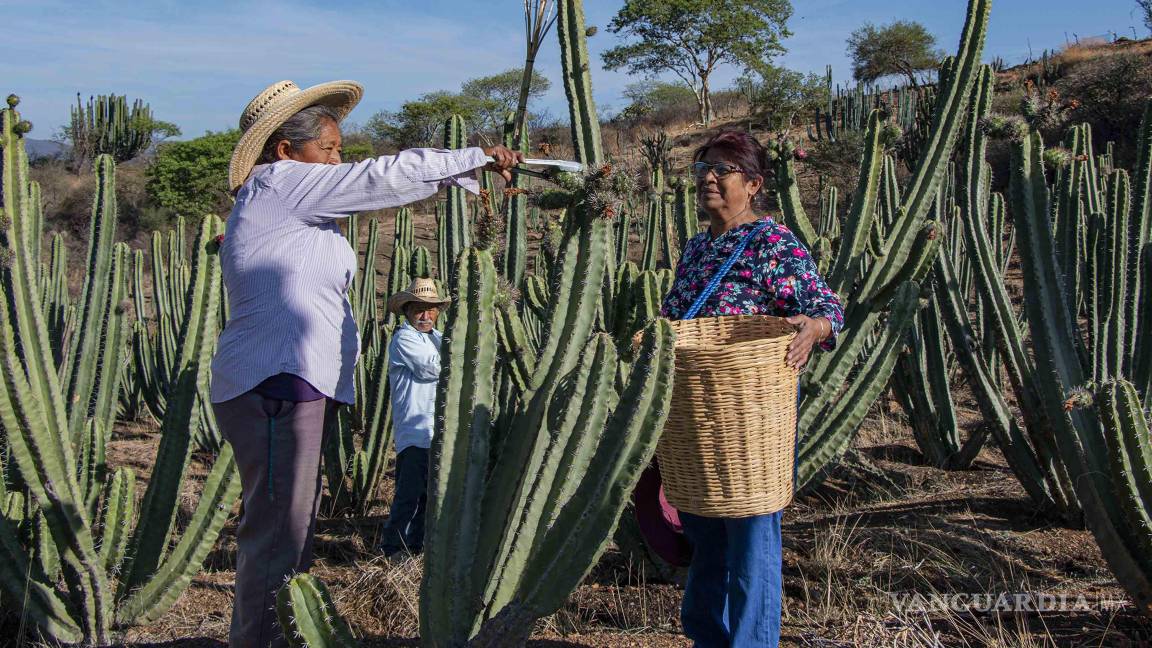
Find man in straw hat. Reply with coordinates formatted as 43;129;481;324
210;78;521;647
377;277;452;558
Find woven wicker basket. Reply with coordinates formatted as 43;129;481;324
656;315;799;518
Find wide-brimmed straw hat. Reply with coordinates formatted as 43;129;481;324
388;277;452;315
228;79;363;191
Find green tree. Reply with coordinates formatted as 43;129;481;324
847;20;943;87
368;68;550;150
737;65;827;129
602;0;792;126
615;80;697;126
461;68;551;137
145;129;240;219
366;91;486;150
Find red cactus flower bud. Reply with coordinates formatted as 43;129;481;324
793;148;808;160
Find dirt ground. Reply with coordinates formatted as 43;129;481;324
6;395;1151;648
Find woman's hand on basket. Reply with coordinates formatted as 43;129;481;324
784;315;829;370
482;145;524;182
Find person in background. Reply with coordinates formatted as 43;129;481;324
377;278;451;558
210;78;521;648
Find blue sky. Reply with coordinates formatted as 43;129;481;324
2;0;1143;140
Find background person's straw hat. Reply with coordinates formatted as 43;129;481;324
388;278;452;315
228;79;363;192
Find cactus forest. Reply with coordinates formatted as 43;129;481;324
3;0;1152;644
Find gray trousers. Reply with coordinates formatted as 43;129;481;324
213;392;332;648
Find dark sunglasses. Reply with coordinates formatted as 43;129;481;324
692;161;744;179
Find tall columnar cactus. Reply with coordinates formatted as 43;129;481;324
129;219;222;450
640;191;663;270
420;3;676;645
1005;125;1152;614
62;155;131;448
0;99;240;644
318;215;396;516
670;177;699;260
930;66;1078;513
68;93;160;166
501;113;530;287
787;0;990;490
442;115;472;284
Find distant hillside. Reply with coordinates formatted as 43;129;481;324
26;138;66;160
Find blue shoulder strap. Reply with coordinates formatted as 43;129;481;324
683;220;772;320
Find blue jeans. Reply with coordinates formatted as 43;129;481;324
379;446;429;556
680;511;783;647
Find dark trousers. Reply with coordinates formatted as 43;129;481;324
681;511;783;647
213;392;332;648
379;446;429;556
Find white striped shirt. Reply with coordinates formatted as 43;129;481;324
210;147;487;404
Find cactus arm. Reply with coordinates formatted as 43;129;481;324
276;573;360;648
773;151;818;248
131;319;166;420
91;244;131;441
120;215;223;592
62;155;122;442
798;282;918;489
828;110;885;296
1104;170;1131;379
509;319;674;616
44;233;70;366
442;115;471;285
494;303;536;394
1098;379;1152;596
0;512;81;642
114;443;240;626
557;0;602;166
531;217;611;394
855;0;990;302
503;113;530;287
420;247;499;646
641;197;661;271
933;251;1063;509
98;467;135;576
1130;102;1152;380
1;101;110;643
482;333;619;618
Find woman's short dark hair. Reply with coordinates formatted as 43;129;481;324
692;130;769;185
257;104;341;164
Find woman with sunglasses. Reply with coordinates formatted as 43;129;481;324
661;131;844;647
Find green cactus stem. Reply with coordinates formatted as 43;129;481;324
276;573;359;648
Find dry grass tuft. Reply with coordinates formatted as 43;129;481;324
334;555;423;639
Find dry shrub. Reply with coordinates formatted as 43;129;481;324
336;555;423;638
1059;51;1152;164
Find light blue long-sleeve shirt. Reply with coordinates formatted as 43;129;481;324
389;321;443;453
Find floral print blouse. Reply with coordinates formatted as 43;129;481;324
661;216;845;351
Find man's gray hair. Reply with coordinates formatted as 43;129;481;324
257;104;341;164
